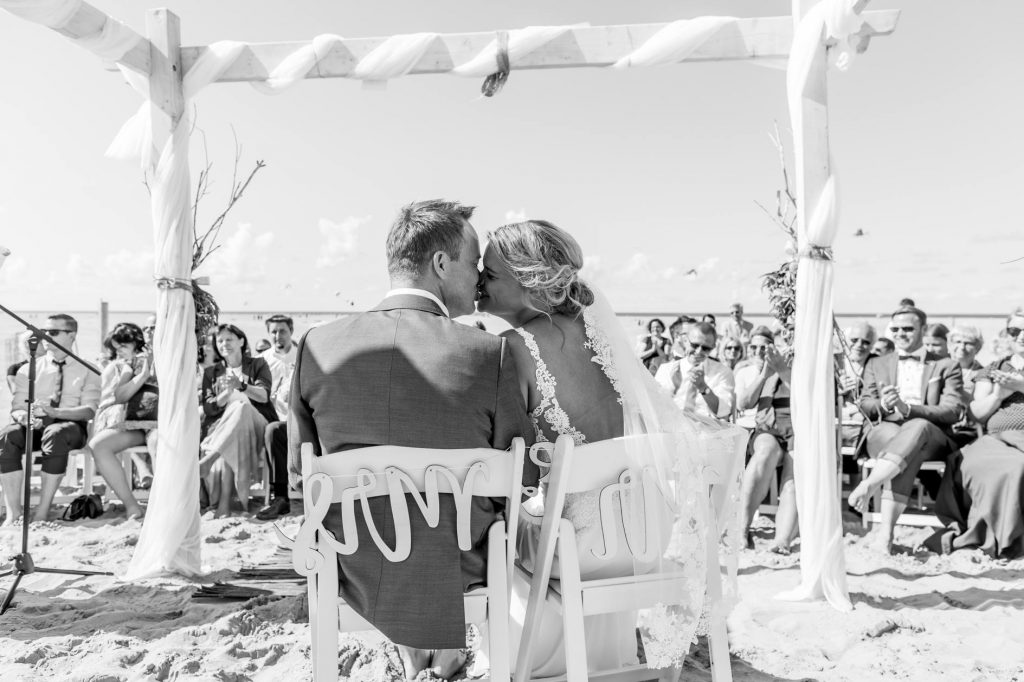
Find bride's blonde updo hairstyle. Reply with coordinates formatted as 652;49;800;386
487;220;595;316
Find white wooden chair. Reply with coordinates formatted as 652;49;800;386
514;434;732;682
276;438;526;682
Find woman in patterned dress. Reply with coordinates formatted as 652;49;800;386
933;309;1024;558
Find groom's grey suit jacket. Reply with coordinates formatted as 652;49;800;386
288;293;535;649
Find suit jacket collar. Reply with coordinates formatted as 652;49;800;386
371;293;447;317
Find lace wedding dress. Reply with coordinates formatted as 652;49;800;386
509;294;748;674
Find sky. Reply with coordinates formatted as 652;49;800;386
0;0;1021;316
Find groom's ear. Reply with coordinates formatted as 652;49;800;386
432;250;451;279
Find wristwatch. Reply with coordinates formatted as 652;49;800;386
237;380;248;392
699;386;711;396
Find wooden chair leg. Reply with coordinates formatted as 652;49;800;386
556;525;588;682
706;509;733;682
487;522;511;682
313;544;339;682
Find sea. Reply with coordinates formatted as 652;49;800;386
0;307;1011;426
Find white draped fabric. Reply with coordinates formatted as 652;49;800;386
777;0;868;611
0;0;80;28
450;25;584;77
112;42;245;578
613;17;736;69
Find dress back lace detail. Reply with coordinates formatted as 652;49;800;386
513;325;587;446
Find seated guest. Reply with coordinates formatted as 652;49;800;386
254;338;272;354
637;318;671;371
899;297;916;307
872;337;895;357
200;324;278;517
838;322;877;448
720;337;745;371
849;306;964;553
257;314;298;521
949;325;985;445
736;325;798;553
0;314;100;524
923;323;950;359
88;323;154;520
930;309;1024;558
654;321;734;420
702;313;717;328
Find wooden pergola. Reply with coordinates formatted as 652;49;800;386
2;0;898;616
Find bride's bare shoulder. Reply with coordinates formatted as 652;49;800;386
520;313;585;340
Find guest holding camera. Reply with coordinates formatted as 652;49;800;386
88;323;155;520
200;324;278;517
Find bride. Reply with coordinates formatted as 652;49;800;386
478;220;747;675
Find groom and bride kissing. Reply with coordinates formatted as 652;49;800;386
288;199;736;679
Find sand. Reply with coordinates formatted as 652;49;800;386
0;507;1022;682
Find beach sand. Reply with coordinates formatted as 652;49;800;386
0;507;1022;682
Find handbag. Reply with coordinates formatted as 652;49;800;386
62;493;104;521
126;383;159;420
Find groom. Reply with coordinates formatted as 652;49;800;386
288;199;535;679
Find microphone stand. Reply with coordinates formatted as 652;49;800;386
0;302;111;615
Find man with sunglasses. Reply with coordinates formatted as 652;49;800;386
849;306;964;553
0;314;101;524
654;321;735;419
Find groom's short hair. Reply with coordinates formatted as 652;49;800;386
386;199;475;277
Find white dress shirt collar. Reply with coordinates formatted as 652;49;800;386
384;288;450;318
897;346;928;361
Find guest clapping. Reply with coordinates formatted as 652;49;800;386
736;325;798;553
88;323;154;520
200;324;278;517
949;325;985;444
637;318;671;371
654;322;734;420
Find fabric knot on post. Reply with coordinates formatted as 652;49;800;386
481;31;510;97
798;245;834;261
154;276;194;292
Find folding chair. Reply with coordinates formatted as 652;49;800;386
514;434;732;682
276;438;526;682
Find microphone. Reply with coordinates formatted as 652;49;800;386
0;245;9;272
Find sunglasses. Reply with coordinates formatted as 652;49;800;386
43;329;69;337
689;343;715;353
1007;327;1024;338
143;326;156;332
724;346;742;352
889;326;916;334
849;338;872;346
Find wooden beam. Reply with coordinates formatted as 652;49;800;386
146;10;184;129
179;10;899;83
50;1;150;75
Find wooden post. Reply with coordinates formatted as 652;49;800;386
98;300;109;345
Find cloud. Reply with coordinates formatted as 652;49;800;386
99;249;155;287
198;222;275;287
317;216;369;269
579;255;605;283
504;208;527;223
614;253;678;282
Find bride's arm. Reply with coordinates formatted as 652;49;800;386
500;330;536;412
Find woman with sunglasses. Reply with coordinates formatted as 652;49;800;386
931;310;1024;558
719;336;745;371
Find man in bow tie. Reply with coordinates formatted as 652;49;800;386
848;306;964;552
